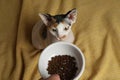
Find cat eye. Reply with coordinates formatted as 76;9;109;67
52;28;57;32
64;27;69;31
68;23;71;26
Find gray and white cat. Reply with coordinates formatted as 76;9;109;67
32;8;77;49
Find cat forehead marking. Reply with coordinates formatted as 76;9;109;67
53;14;66;23
50;21;66;28
48;14;67;28
51;23;58;28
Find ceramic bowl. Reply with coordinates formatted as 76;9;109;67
38;42;85;80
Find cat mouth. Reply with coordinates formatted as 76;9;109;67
56;35;66;40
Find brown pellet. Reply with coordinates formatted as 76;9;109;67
47;55;78;80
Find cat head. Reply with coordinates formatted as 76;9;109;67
39;8;77;40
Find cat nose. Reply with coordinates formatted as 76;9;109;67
57;35;66;40
57;37;60;40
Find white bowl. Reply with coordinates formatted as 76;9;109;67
38;42;85;80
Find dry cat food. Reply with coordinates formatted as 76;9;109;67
47;55;78;80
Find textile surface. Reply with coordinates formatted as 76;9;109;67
0;0;120;80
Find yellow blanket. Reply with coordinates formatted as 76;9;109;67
0;0;120;80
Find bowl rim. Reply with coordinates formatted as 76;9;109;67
38;42;85;80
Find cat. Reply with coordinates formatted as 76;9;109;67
32;8;77;49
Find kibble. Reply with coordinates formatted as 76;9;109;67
47;55;78;80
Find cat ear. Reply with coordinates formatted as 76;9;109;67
65;8;77;24
39;13;52;26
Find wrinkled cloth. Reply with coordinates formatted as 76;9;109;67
0;0;120;80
